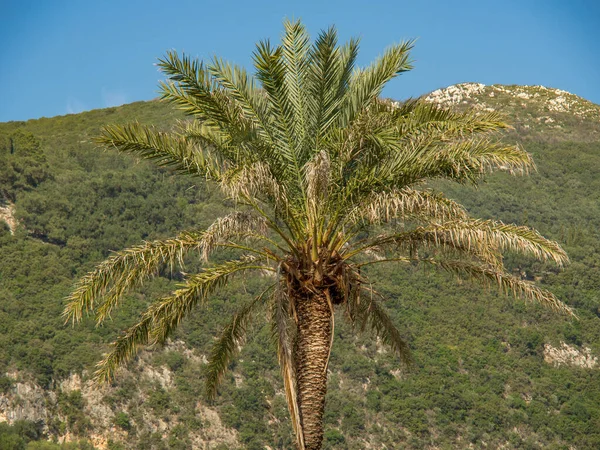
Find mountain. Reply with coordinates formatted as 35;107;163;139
0;84;599;450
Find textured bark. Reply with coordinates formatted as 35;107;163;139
294;291;333;450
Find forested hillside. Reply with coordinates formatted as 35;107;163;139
1;84;599;449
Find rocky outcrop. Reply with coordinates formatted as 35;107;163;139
0;373;49;424
424;82;600;121
0;344;240;449
424;82;486;106
543;342;598;369
0;201;17;235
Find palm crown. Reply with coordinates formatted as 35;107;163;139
64;20;572;450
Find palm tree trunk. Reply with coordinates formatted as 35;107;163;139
294;291;333;450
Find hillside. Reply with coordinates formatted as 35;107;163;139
1;84;599;449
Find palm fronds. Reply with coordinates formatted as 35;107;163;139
355;218;567;267
346;286;412;366
200;211;268;260
337;40;414;128
253;38;300;173
96;122;220;179
394;99;510;138
205;284;274;400
94;256;273;383
435;259;575;316
281;19;311;151
347;188;469;225
63;229;206;325
64;212;269;326
220;162;288;209
304;151;331;210
416;219;567;265
208;56;277;145
304;26;343;149
157;50;233;125
389;138;535;187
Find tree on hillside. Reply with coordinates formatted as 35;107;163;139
0;130;51;202
64;20;573;450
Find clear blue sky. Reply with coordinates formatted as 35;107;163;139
1;0;599;122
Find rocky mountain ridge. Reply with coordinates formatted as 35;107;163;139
425;82;600;119
424;82;600;142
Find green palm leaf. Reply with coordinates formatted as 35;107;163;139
94;256;274;383
64;212;270;326
394;99;510;137
205;284;274;400
436;259;575;316
377;219;568;266
346;286;413;366
338;40;414;128
95;122;221;178
64;229;206;325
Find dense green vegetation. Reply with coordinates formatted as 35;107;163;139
0;420;93;449
1;87;599;448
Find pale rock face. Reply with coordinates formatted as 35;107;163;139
233;372;244;388
424;82;486;106
375;336;388;354
195;403;239;449
389;369;403;380
0;377;47;425
554;88;571;96
0;202;18;235
60;372;83;393
423;83;600;124
547;96;570;113
543;342;598;369
143;365;174;390
1;346;240;449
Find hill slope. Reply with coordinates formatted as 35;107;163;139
1;85;599;449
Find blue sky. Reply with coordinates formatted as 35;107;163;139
1;0;599;122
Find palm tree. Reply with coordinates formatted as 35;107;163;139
63;20;573;450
